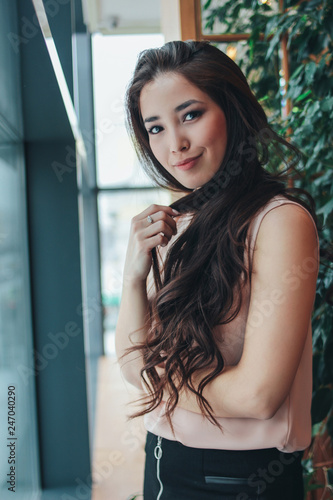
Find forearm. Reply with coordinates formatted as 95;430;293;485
162;364;269;420
115;278;149;387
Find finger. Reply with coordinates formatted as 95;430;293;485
146;210;178;235
138;204;180;222
144;218;175;241
145;232;169;250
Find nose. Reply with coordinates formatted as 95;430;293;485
169;130;189;153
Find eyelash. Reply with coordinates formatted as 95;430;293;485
184;110;202;121
147;109;203;135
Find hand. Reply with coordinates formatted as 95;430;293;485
122;204;179;283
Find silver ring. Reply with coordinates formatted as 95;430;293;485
147;215;153;224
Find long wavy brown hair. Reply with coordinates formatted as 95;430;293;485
121;40;318;436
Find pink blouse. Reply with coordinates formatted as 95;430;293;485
143;195;319;452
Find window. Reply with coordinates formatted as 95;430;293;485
92;33;169;355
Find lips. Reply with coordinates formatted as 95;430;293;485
173;153;203;171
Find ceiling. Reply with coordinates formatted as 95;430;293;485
82;0;161;34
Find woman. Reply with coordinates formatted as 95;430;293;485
115;40;320;500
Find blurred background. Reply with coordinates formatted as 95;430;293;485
0;0;332;499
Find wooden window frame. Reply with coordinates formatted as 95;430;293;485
179;0;250;43
179;0;290;115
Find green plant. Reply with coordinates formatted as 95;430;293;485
126;492;143;500
203;0;333;494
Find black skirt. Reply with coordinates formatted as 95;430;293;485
143;431;304;500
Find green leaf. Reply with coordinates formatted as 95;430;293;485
295;90;312;102
313;134;326;156
311;387;333;424
313;170;333;186
305;62;317;84
302;457;315;474
203;0;213;9
265;15;279;37
266;31;281;60
290;65;304;81
205;5;333;439
311;421;325;437
320;96;333;112
317;198;333;218
307;100;321;116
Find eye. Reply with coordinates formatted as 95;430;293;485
184;110;203;122
147;125;163;135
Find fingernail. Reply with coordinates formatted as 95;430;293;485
172;209;180;214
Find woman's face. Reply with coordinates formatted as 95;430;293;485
139;72;228;190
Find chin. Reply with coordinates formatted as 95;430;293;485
172;177;199;192
182;184;200;191
183;175;215;191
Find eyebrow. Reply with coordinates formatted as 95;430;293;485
143;99;204;124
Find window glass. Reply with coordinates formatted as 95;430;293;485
92;33;165;188
98;188;172;355
0;145;39;498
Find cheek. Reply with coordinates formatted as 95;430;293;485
204;130;227;152
150;141;168;167
149;140;160;158
202;116;227;149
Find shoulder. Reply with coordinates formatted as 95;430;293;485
252;199;319;275
249;196;318;246
257;199;318;246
